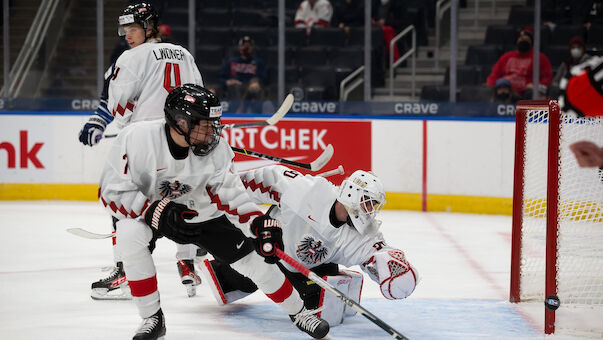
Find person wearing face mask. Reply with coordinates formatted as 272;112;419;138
486;27;553;98
490;78;520;104
218;36;267;101
552;35;592;89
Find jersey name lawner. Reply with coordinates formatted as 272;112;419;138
152;47;185;61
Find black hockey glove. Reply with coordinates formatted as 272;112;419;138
144;198;200;244
250;215;284;264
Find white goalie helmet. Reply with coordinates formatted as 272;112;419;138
337;170;386;235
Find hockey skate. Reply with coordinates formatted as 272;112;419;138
133;308;166;340
90;262;132;300
199;258;255;305
177;259;201;297
290;306;330;339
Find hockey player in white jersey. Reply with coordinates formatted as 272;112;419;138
99;84;330;339
81;3;204;300
200;165;419;326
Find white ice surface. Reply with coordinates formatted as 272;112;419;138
0;202;596;339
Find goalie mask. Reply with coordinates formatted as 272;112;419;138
118;3;159;37
164;84;223;156
338;170;386;235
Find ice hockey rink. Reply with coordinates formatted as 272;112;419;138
0;201;596;340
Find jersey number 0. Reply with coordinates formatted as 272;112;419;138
163;62;182;92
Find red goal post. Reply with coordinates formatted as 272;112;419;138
510;100;603;336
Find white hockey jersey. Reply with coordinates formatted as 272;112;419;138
99;120;261;235
241;165;388;273
108;41;203;129
294;0;333;28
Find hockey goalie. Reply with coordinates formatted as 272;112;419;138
199;165;419;326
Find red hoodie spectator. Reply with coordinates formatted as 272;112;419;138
486;28;553;96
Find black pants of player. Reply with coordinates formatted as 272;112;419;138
212;259;339;309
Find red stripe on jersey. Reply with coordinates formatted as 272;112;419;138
265;279;293;303
109;201;119;213
112;235;116;246
100;196;108;207
206;187;263;223
241;179;281;202
315;20;329;27
129;275;158;297
118;205;129;216
112;101;135;117
97;187;101;199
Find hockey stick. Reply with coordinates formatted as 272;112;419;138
317;165;344;177
275;248;410;340
103;93;294;139
231;144;333;171
222;93;294;129
66;228;114;239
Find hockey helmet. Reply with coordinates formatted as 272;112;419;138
337;170;386;235
118;3;159;37
164;84;223;156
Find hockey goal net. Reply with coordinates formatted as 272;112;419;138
510;100;603;336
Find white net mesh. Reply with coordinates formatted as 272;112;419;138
519;107;603;335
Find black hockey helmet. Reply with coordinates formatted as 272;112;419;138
118;3;159;37
164;84;223;156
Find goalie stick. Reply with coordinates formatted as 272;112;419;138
231;144;334;171
221;93;293;129
275;248;410;340
317;165;344;177
103;94;294;138
67;227;113;239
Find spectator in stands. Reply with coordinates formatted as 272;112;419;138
218;36;267;100
371;0;406;62
552;36;592;88
490;78;520;104
158;24;172;43
237;77;276;114
486;27;553;99
294;0;333;35
333;0;364;30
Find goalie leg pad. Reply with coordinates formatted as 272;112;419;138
340;269;363;317
199;258;258;305
318;274;352;326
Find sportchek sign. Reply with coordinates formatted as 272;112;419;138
221;118;371;184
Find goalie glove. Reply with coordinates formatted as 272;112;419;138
144;198;200;244
362;249;419;300
78;100;114;146
250;215;284;264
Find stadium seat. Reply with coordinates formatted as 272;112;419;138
459;85;493;102
587;25;603;45
301;66;337;100
348;27;384;48
544;45;569;69
198;27;233;46
196;44;226;66
330;47;364;69
294;46;330;67
507;6;534;26
286;28;308;47
232;27;275;47
443;65;482;86
232;9;268;27
198;8;232;27
197;64;223;87
420;85;452;101
465;45;502;67
549;25;584;46
484;25;518;45
256;46;294;66
307;27;348;47
266;65;299;87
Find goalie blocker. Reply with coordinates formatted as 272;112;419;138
200;248;417;326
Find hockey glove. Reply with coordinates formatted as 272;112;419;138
144;198;200;244
250;215;284;264
78;102;113;146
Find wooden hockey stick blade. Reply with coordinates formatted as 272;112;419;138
222;93;294;129
66;228;114;239
231;144;333;171
317;165;344;177
275;248;410;340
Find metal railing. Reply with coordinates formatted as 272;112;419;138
435;0;451;70
389;25;416;98
339;66;365;101
1;0;59;97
